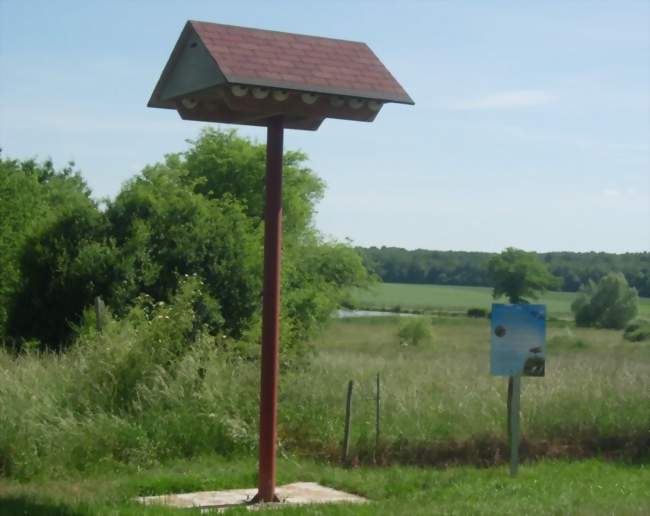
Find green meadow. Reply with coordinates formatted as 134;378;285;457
352;282;650;319
1;315;648;514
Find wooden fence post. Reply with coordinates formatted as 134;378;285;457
375;372;381;463
342;380;354;465
95;296;104;332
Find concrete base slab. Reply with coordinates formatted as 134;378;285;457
137;482;367;512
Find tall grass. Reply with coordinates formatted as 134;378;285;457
298;318;650;464
1;298;648;480
0;282;261;479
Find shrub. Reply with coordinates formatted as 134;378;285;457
397;317;433;346
548;335;589;350
467;307;488;318
0;278;260;478
571;272;638;329
623;318;650;342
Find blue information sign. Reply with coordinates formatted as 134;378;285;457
491;304;546;377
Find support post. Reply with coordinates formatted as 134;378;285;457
256;116;284;503
507;375;521;476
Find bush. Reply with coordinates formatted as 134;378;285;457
397;317;433;346
0;278;259;478
548;335;589;350
623;318;650;342
571;272;638;329
467;307;488;318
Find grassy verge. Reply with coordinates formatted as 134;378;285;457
3;316;648;481
1;306;649;514
351;283;650;319
1;456;649;515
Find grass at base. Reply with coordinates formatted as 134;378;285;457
352;282;650;319
1;455;648;515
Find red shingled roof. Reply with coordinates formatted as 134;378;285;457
190;21;413;105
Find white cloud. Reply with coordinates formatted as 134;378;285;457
602;188;622;197
448;90;556;110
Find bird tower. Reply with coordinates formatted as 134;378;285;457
149;20;413;502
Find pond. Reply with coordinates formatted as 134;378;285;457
335;309;417;318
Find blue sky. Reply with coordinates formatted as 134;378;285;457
1;1;648;252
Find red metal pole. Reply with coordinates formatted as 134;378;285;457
256;115;284;503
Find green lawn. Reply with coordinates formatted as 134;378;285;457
1;456;648;515
352;282;650;319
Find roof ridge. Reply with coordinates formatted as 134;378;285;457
149;20;415;117
188;20;368;47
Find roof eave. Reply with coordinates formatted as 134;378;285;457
147;22;194;108
224;75;414;105
147;98;176;109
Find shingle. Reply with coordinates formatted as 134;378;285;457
190;20;413;104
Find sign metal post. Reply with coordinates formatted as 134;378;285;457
506;375;521;476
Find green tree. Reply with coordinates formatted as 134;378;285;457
182;128;325;238
106;130;369;358
571;272;638;329
2;130;369;356
0;158;42;337
106;164;261;339
487;247;559;303
1;156;106;347
282;238;370;349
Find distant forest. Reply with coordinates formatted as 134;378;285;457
358;247;650;297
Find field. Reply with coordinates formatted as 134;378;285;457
352;282;650;319
1;314;649;514
304;317;649;462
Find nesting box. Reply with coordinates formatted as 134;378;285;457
148;21;414;130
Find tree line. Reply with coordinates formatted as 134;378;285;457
0;129;369;353
359;247;650;297
487;247;640;331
